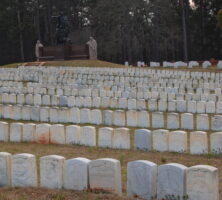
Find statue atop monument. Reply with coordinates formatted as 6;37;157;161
52;12;70;45
87;36;98;60
35;40;43;61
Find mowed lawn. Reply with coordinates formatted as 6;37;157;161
1;59;222;73
0;142;221;199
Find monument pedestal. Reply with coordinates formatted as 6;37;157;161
39;44;89;61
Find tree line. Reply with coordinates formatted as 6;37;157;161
0;0;221;65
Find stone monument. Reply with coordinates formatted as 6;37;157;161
36;11;91;61
35;40;43;61
87;36;97;60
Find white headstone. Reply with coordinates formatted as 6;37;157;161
177;100;186;112
134;129;152;151
202;61;211;68
137;111;150;128
167;113;179;129
10;123;23;142
196;114;209;130
103;110;113;126
69;107;80;123
187;165;219;200
206;101;216;113
113;128;130;149
64;157;90;190
80;126;96;146
40;107;49;122
50;124;65;144
210;132;222;154
157;163;187;199
98;127;114;148
169;131;187;153
187;101;197;113
113;110;125;126
80;108;91;124
181;113;194;130
190;131;208;154
35;124;51;144
22;123;36;142
12;153;37;187
127;110;138;127
40;155;64;189
153;129;169;152
197;101;206;113
21;105;31;121
0;152;11;186
127;160;157;199
152;112;164;128
91;109;102;125
0;122;9;142
89;158;122;195
66;125;81;145
211;115;222;131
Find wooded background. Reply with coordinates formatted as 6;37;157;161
0;0;221;65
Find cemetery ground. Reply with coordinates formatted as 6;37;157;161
1;59;222;72
0;60;222;199
0;140;222;199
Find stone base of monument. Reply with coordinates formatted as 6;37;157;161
39;44;89;61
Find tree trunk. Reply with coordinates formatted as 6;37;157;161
181;0;188;62
16;0;25;62
36;0;41;41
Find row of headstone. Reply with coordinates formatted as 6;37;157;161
2;94;222;113
2;66;222;83
3;69;222;91
3;68;220;88
0;122;130;149
1;105;222;131
31;76;222;90
3;89;222;102
0;152;218;199
0;152;121;194
151;60;216;69
134;129;222;154
5;75;222;91
2;121;222;154
127;160;219;200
